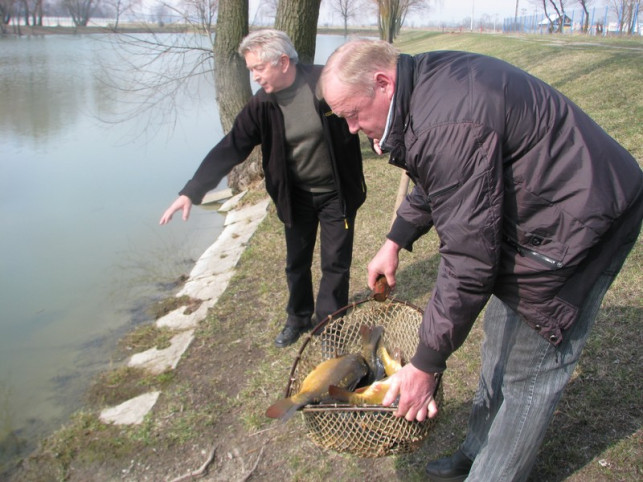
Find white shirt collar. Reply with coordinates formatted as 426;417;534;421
378;96;395;151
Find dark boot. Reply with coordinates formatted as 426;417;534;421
425;449;473;481
274;319;311;348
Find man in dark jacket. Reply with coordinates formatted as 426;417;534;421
161;30;366;348
320;39;642;481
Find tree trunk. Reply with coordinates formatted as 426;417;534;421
213;0;262;191
274;0;321;64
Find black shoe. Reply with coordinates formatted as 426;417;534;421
425;449;473;482
274;325;308;348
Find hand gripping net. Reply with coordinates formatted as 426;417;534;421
284;291;443;458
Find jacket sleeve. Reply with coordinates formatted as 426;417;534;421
179;100;262;204
408;123;505;374
387;183;434;251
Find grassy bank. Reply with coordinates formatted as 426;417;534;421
8;32;642;481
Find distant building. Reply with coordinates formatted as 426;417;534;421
539;13;572;33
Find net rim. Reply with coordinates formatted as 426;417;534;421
284;294;424;399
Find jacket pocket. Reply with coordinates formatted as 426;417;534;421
504;225;568;270
428;181;460;200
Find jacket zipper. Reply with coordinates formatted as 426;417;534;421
429;181;460;200
505;237;563;269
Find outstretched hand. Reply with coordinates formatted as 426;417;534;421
382;363;439;422
159;195;192;225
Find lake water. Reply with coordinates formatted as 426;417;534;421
0;32;348;465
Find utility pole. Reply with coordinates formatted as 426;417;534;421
471;0;474;31
514;0;519;21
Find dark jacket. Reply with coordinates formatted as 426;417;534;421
381;52;643;374
179;64;366;227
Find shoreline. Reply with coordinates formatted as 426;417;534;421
100;190;270;425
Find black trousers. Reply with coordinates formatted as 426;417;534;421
283;189;355;328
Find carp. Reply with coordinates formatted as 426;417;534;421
377;345;405;377
328;377;393;406
328;343;405;405
265;323;382;421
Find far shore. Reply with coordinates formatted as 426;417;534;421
1;23;381;37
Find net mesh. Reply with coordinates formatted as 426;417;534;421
285;298;443;457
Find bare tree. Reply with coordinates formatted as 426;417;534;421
101;0;323;190
373;0;430;42
251;0;277;25
275;0;321;64
542;0;567;32
214;0;263;189
104;0;140;30
0;0;16;32
97;1;220;132
577;0;592;32
64;0;96;26
611;0;640;33
328;0;361;36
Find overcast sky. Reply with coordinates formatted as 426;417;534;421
248;1;527;27
429;0;518;22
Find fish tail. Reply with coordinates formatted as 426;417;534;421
360;324;384;347
265;397;304;421
359;324;372;342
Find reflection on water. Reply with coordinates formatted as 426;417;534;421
0;34;226;467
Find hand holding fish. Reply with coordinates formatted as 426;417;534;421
367;239;401;291
381;363;439;422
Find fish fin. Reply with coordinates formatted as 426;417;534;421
359;324;372;341
265;398;303;421
328;385;352;403
359;324;384;344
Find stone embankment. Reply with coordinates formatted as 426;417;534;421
99;190;270;425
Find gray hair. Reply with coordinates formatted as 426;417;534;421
321;39;399;98
238;29;299;66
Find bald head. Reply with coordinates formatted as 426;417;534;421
319;39;399;101
319;39;400;139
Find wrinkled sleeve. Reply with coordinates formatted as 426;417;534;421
407;124;504;374
180;102;262;204
387;183;434;251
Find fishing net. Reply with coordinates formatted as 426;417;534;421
285;287;443;458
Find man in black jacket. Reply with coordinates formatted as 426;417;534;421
319;39;642;481
161;30;366;348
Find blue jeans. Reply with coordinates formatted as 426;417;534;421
461;239;635;481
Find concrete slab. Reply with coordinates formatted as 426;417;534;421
99;391;161;425
219;190;247;212
156;303;210;330
127;329;195;374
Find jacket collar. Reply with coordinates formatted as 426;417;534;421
380;54;414;170
256;64;327;111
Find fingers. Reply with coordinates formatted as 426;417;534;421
159;196;191;225
373;139;383;155
428;397;439;419
382;375;401;407
367;270;380;290
181;202;191;221
159;210;173;225
384;272;397;291
396;396;438;422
